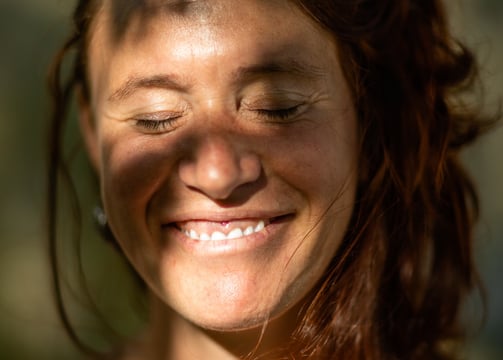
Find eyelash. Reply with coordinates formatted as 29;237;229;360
134;116;181;133
254;105;303;121
133;104;303;132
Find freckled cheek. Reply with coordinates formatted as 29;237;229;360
264;130;348;196
98;136;179;224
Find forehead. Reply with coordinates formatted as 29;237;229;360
87;0;339;75
92;0;307;44
86;0;342;107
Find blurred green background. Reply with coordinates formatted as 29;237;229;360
0;0;501;359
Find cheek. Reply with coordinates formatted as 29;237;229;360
97;133;187;292
102;139;159;207
98;134;180;250
266;122;357;204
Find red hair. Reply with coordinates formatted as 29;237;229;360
286;1;492;358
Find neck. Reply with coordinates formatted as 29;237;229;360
141;294;303;360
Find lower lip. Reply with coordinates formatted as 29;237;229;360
163;216;291;257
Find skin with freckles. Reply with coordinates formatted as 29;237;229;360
81;0;359;358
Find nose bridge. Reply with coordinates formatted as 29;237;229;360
178;128;261;200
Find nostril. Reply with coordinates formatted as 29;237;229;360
239;154;262;184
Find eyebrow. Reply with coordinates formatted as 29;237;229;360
108;74;190;103
107;58;325;103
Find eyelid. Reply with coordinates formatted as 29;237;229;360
131;110;185;133
133;110;184;121
255;103;306;121
239;87;312;107
112;94;190;121
240;94;309;123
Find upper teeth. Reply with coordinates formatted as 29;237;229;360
182;220;266;241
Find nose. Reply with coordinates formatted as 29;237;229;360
178;134;261;200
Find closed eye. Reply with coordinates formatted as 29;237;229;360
135;119;176;132
254;104;304;122
133;112;184;133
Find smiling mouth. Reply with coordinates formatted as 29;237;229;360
174;215;290;242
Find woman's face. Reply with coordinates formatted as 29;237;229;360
83;0;358;331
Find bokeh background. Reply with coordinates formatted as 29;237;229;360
0;0;501;359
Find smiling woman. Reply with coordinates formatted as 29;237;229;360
81;0;358;348
48;0;493;359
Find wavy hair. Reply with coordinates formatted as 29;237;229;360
47;0;493;358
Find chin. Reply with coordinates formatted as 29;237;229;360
196;313;270;333
178;286;304;335
179;296;278;332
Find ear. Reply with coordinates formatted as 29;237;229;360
77;86;100;172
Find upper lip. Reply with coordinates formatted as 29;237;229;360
162;209;294;225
